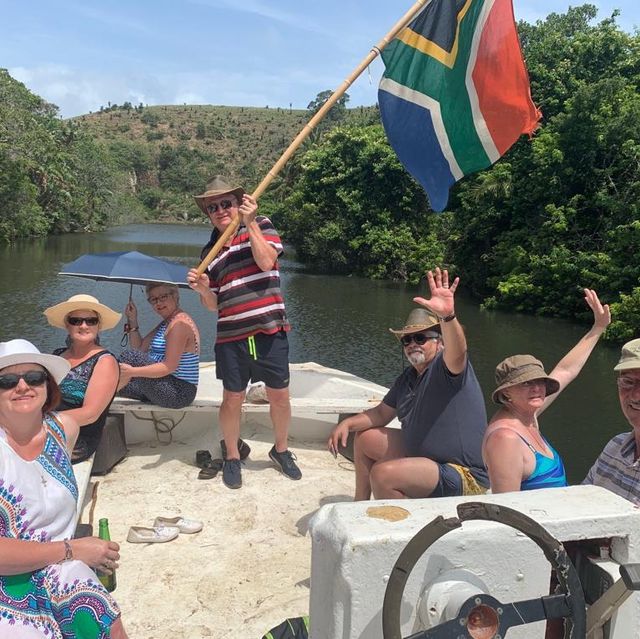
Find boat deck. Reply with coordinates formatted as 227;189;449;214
80;429;355;638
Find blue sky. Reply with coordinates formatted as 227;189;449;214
1;0;637;119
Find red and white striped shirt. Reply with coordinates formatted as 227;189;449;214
206;216;290;344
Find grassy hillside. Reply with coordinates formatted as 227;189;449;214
74;103;379;220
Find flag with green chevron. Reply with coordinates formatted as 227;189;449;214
379;0;541;212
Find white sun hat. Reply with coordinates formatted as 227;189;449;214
43;294;122;331
0;339;70;383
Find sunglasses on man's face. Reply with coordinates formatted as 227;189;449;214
0;370;48;390
67;316;99;326
205;199;235;215
400;331;440;346
617;376;640;391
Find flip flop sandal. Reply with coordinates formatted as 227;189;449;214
197;458;223;480
195;449;212;468
220;439;251;461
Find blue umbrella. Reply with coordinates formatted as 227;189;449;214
59;251;190;289
59;251;192;347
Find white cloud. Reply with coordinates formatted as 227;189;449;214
187;0;331;36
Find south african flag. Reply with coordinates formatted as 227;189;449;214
379;0;541;212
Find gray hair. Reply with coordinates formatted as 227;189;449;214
145;282;179;297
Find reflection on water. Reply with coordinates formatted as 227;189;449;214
0;224;625;483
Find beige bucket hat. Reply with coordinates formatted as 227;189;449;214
193;176;244;215
44;294;122;331
0;339;70;383
492;354;560;404
389;308;440;339
614;338;640;372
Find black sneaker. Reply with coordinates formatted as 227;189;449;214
222;459;242;489
268;446;302;480
220;439;251;461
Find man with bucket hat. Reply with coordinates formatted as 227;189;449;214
583;338;640;503
328;267;488;500
187;177;299;489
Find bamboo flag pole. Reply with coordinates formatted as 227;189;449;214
195;0;429;276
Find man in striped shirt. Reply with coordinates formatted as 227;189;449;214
188;177;301;489
583;338;640;504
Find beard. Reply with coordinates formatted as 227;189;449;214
406;350;427;367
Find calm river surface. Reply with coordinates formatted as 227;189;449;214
0;223;625;482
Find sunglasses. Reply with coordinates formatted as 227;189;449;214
0;370;49;390
400;331;440;346
205;199;235;214
617;376;640;391
147;293;173;305
67;316;99;326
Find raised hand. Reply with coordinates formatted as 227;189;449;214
238;194;258;225
187;268;210;294
413;267;459;319
584;288;611;333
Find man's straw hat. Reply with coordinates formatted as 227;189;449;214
193;176;244;215
389;308;440;339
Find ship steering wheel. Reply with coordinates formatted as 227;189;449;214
381;501;586;639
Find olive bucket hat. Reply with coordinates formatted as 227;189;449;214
389;308;440;339
193;176;244;215
613;338;640;372
492;354;560;404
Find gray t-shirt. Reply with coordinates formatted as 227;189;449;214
383;352;488;486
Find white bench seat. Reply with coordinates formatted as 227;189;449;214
108;396;380;415
73;454;95;526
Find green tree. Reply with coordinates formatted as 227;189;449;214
280;124;442;282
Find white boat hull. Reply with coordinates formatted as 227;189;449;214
110;361;399;444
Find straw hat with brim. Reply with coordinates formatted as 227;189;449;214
193;176;244;215
44;294;122;331
492;354;560;404
0;339;70;384
614;338;640;372
389;308;440;339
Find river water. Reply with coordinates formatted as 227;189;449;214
0;223;625;482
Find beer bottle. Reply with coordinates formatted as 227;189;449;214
97;518;117;592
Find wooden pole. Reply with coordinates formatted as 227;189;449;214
195;0;429;276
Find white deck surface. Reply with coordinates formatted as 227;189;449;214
79;428;356;638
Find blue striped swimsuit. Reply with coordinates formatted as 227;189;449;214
518;434;567;490
149;319;199;385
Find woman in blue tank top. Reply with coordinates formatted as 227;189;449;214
482;289;610;493
118;283;200;409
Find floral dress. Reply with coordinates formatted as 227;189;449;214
0;414;120;637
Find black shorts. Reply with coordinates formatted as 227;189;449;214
215;331;290;392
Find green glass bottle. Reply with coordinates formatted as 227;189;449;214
97;518;117;592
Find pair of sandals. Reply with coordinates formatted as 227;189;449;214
127;516;204;543
196;439;251;479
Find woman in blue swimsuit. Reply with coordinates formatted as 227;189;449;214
483;289;610;493
118;283;200;409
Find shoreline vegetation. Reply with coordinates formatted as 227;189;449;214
0;5;638;341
